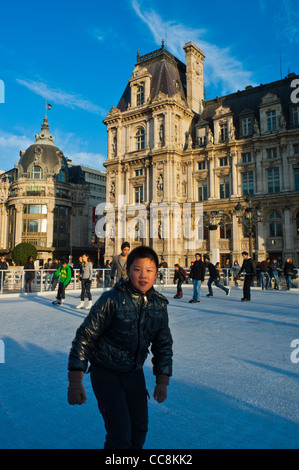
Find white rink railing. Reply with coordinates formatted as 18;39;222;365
0;267;298;296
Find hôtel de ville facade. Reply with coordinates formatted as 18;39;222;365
102;41;299;267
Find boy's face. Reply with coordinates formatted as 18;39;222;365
128;257;157;293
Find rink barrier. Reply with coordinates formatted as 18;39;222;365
0;267;298;296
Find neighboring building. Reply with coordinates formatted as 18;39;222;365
103;41;299;266
67;161;106;245
0;116;103;264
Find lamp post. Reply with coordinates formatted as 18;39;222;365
234;195;262;259
203;210;230;231
91;234;104;268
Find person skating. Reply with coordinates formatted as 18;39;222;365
67;246;173;449
52;258;72;305
258;259;270;290
204;256;230;297
76;254;93;310
269;258;280;290
110;241;130;283
24;255;35;293
188;253;205;303
173;264;186;298
283;258;297;290
158;257;168;284
238;251;256;301
231;260;241;286
0;255;8;291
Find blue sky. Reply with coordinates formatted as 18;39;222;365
0;0;298;172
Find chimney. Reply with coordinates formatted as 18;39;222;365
183;42;205;114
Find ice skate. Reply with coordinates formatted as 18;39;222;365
86;300;92;310
76;301;84;309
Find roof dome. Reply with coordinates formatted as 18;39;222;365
18;116;69;178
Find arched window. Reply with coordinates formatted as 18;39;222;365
137;85;145;106
58;169;67;182
30;165;43;179
268;212;282;237
136;128;145;151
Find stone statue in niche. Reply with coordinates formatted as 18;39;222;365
109;181;115;201
159;124;164;146
253;119;260;136
229;124;235;140
280;114;286;129
157;174;163;194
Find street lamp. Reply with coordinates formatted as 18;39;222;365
234;195;262;259
203;210;230;231
91;234;105;268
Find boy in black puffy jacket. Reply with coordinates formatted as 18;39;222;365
67;246;173;449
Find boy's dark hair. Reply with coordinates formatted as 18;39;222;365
174;263;179;267
127;246;159;271
121;241;130;251
61;258;68;265
242;251;248;256
195;253;201;257
204;256;210;261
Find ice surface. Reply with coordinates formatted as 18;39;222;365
0;285;298;449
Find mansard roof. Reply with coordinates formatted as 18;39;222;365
117;44;187;112
201;73;299;128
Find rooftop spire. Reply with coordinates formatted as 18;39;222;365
34;115;55;145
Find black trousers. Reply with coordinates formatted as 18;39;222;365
90;365;148;449
243;274;253;300
81;279;92;301
176;280;183;295
57;282;67;300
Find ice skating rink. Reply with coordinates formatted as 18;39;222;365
0;285;298;449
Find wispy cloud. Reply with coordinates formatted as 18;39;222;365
0;129;33;171
68;151;106;169
51;129;106;169
0;130;32;151
131;0;257;94
16;78;107;116
259;0;299;44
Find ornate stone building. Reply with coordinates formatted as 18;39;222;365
0;116;92;264
103;41;299;267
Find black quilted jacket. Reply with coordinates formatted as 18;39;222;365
68;278;173;376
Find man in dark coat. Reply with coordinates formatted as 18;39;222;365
204;256;230;298
258;259;270;290
283;258;297;290
238;251;256;301
24;255;35;293
188;253;205;303
0;255;8;290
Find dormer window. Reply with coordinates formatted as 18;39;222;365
241;116;253;137
266;110;277;131
219;122;228;141
137;85;145;106
30;165;43;179
292;106;299;126
58;169;67;182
